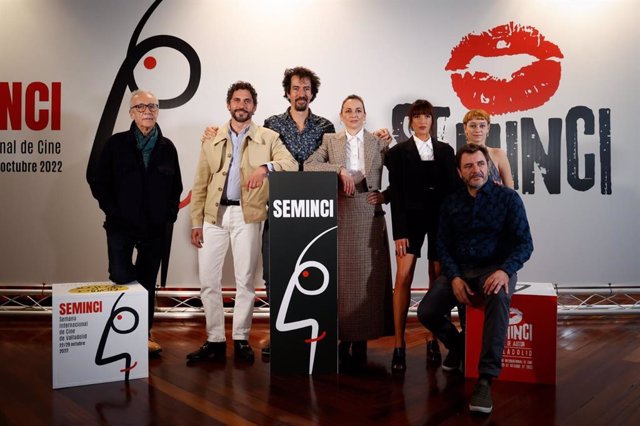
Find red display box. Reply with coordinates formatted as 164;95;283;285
465;282;557;384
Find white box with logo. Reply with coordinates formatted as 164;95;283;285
52;282;148;389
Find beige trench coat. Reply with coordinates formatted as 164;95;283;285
191;121;297;226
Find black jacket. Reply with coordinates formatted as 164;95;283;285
89;123;183;235
385;137;460;240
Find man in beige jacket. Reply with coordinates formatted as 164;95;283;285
188;81;297;364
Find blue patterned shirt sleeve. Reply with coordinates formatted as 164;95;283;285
264;108;335;169
437;182;533;279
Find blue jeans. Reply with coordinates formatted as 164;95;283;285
106;228;164;331
417;266;516;377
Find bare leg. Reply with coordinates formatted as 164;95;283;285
393;254;418;348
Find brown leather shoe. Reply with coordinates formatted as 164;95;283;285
148;338;162;355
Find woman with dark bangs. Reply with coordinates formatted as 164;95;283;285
385;99;460;371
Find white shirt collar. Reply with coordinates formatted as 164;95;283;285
413;134;432;146
346;128;364;143
414;135;434;161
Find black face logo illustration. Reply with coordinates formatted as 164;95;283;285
95;293;140;381
275;226;336;374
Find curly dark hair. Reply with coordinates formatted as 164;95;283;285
226;81;258;105
282;66;321;102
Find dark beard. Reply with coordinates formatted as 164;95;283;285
232;109;252;122
293;98;308;112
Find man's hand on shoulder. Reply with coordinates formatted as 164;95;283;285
373;128;393;144
200;126;219;143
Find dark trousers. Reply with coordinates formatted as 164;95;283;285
106;227;163;331
417;267;516;377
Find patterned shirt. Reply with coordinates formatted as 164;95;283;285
438;181;533;279
264;107;335;170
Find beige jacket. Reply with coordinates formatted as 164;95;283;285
304;129;388;192
191;121;297;225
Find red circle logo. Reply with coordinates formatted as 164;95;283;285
143;56;157;70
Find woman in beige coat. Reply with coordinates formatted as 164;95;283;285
304;94;393;365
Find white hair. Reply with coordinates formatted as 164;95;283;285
129;89;158;106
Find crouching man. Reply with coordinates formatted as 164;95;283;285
417;143;533;413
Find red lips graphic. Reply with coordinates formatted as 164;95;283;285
446;22;564;115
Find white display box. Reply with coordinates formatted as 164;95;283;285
52;282;148;389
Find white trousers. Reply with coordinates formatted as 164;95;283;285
198;206;262;342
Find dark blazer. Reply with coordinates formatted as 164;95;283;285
90;122;183;235
385;137;460;240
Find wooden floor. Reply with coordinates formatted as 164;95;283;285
1;315;640;425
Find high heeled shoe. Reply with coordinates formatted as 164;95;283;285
391;347;406;372
427;339;442;363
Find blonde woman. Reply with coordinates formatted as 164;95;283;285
462;109;514;188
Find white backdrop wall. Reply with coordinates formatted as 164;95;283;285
0;0;638;287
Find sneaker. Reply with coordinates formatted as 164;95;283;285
442;349;461;371
469;378;493;414
148;338;162;355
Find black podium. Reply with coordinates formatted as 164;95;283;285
269;172;338;375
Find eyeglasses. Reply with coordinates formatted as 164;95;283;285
130;103;159;113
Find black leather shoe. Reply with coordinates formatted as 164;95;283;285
427;339;442;364
391;347;406;372
338;341;351;363
186;341;226;362
234;340;255;363
352;341;367;363
261;343;270;357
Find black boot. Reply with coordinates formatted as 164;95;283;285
338;340;351;363
351;341;367;363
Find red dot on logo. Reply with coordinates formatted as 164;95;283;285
143;56;157;69
117;314;122;320
302;270;310;278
